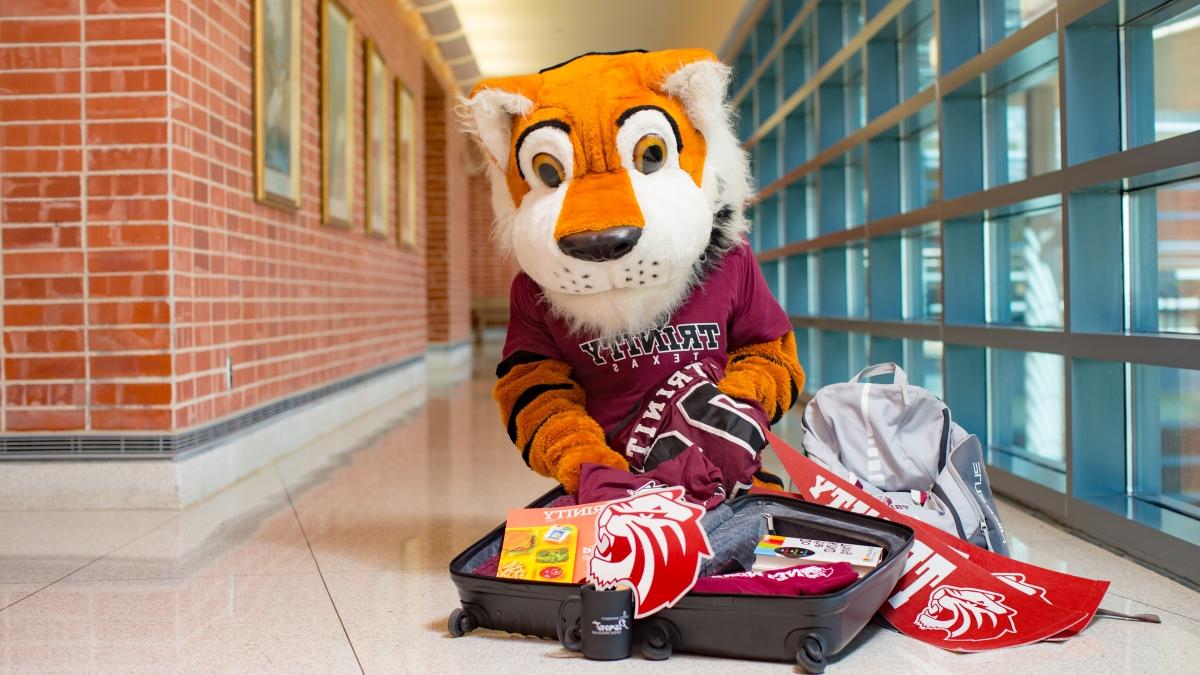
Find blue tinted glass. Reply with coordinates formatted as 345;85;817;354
785;253;817;316
987;206;1063;328
905;339;943;398
1127;177;1200;335
1126;4;1200;147
1132;364;1200;514
846;146;866;228
758;195;781;252
903;222;942;320
901;106;940;211
988;348;1066;491
984;0;1055;46
899;2;936;99
847;242;869;318
985;45;1060;187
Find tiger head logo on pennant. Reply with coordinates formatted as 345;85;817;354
588;487;711;618
914;585;1019;642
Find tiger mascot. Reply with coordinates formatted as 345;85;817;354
463;49;805;494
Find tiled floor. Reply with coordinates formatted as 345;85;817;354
2;351;1198;673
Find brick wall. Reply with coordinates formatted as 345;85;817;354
2;0;173;432
423;66;471;344
1;0;468;433
467;171;519;304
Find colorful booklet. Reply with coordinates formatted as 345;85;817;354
752;535;882;576
497;501;609;584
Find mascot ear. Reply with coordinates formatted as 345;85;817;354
462;78;535;169
643;49;751;219
643;48;731;127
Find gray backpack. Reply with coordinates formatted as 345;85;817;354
801;363;1009;555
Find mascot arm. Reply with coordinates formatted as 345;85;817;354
717;331;805;424
494;351;629;493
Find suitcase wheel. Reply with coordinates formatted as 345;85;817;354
448;607;478;637
640;619;674;661
795;635;826;674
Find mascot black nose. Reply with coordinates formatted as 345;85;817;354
557;226;642;262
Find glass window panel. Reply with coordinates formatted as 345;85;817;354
985;0;1056;46
842;0;864;43
758;194;782;252
844;55;866;135
902;222;943;320
986;205;1063;328
898;0;937;99
738;97;755;142
734;45;755;94
1132;364;1200;516
784;21;813;96
869;336;904;365
784;178;817;242
986;59;1060;187
988;348;1066;491
759;130;781;188
848;331;869;374
845;145;866;228
781;0;805;25
799;327;821;392
1126;3;1200;147
784;99;815;173
747;204;759;252
786;253;818;316
847;241;869;318
763;259;782;301
1127;176;1200;334
758;61;781;126
904;339;943;398
755;16;777;64
900;105;940;211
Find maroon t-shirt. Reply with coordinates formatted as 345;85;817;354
501;242;792;434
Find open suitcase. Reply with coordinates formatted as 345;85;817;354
447;487;915;672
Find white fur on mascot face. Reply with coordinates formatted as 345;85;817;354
463;52;752;338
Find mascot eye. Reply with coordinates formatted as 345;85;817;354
531;152;565;188
633;134;667;175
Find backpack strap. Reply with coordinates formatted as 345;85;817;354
850;362;911;405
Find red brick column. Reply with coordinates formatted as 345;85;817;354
424;71;471;345
1;0;171;432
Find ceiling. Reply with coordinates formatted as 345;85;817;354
447;0;754;83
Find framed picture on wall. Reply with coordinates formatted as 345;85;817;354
396;83;417;248
365;41;390;239
321;0;355;227
253;0;301;208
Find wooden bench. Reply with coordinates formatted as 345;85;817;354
472;298;510;344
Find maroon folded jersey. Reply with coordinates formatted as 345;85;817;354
610;358;769;493
692;562;858;596
578;446;727;509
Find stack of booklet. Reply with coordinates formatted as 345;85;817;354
752;535;883;576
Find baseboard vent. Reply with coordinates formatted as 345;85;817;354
0;356;421;460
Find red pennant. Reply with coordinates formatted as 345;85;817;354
764;432;1109;652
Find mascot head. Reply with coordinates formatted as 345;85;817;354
462;49;751;337
588;487;712;617
914;585;1018;642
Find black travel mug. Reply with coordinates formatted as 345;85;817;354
557;584;634;661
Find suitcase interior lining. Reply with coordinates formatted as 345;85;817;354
459;497;900;581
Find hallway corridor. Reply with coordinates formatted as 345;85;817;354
0;345;1197;673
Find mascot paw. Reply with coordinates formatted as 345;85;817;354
556;446;629;494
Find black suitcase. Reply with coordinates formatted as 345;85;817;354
447;488;914;673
